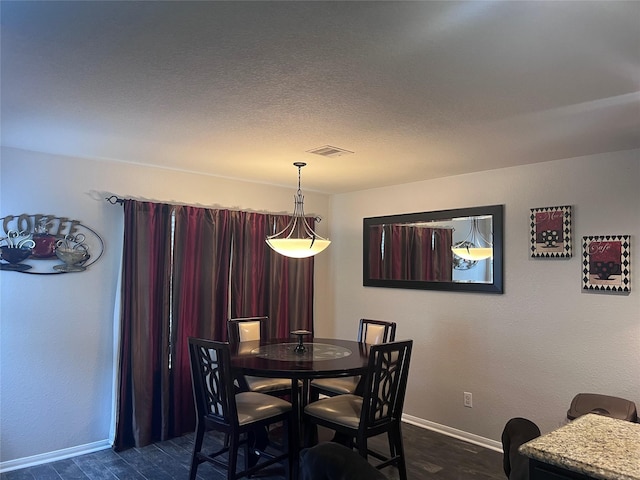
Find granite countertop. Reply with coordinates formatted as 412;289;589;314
520;413;640;480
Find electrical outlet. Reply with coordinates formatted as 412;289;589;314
464;392;473;408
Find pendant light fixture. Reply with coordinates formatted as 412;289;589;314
266;162;330;258
451;217;493;261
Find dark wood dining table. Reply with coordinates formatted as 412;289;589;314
229;337;371;480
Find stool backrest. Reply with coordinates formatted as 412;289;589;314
228;316;268;343
567;393;637;422
359;318;397;345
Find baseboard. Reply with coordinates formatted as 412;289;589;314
0;439;111;473
402;414;503;453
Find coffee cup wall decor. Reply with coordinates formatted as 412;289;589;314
0;214;104;274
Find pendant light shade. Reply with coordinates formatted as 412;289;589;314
451;217;493;261
266;162;330;258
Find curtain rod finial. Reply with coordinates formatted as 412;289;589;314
106;195;124;205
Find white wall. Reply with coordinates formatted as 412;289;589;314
2;146;638;466
329;150;640;442
0;147;332;465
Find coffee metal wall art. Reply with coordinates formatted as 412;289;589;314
0;214;104;274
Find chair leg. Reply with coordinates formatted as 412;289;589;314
246;430;258;472
228;432;240;480
392;424;408;480
284;418;293;480
303;418;318;448
357;434;368;461
387;430;397;458
189;422;205;480
330;431;353;448
254;426;269;451
309;387;320;403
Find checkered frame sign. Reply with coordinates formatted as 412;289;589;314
582;235;631;292
530;205;572;258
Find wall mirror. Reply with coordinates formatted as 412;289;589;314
363;205;504;293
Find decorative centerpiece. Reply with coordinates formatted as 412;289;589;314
291;330;312;354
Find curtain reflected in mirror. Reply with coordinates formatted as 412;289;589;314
368;225;452;281
363;205;503;293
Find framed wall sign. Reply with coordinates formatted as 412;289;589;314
582;235;630;292
530;205;572;258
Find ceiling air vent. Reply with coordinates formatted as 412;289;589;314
306;145;354;158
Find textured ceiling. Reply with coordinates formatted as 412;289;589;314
2;1;639;194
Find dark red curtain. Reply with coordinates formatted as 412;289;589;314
170;206;231;435
114;200;314;450
114;200;173;450
230;211;268;319
230;212;314;339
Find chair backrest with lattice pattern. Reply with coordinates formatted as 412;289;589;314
188;337;237;427
361;340;412;428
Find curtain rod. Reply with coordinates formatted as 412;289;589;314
101;193;322;219
102;194;280;214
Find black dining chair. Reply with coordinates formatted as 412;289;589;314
501;417;540;480
310;319;396;399
228;316;292;397
304;340;413;480
188;337;293;480
300;442;387;480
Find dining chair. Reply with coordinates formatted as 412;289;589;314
188;337;293;480
228;316;292;397
501;417;540;480
566;393;637;422
300;442;387;480
303;340;413;480
310;319;396;398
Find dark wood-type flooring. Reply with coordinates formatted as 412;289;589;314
1;422;505;480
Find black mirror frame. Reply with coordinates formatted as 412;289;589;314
363;204;504;293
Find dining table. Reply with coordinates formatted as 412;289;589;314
229;336;372;480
